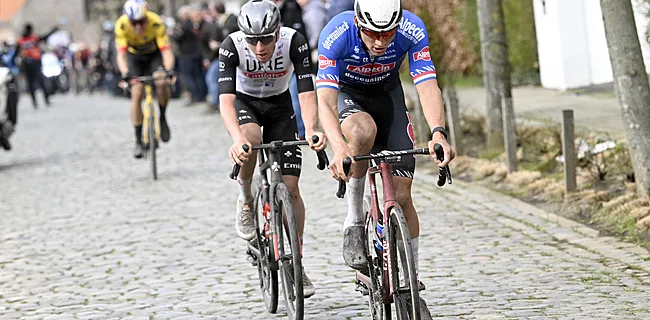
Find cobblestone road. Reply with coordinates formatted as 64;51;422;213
2;94;650;319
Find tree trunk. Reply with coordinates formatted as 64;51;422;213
601;0;650;197
477;0;512;154
443;74;464;155
165;0;177;17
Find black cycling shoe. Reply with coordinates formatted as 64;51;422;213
343;226;368;272
0;135;10;151
160;116;170;142
133;141;144;159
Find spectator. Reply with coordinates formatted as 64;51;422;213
16;22;59;108
199;2;224;113
297;0;328;71
212;1;239;38
272;0;308;139
326;0;354;20
171;5;206;105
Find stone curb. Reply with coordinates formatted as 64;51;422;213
416;165;650;277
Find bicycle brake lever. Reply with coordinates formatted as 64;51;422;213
317;151;329;171
434;143;448;187
336;157;353;198
229;144;250;180
311;135;330;171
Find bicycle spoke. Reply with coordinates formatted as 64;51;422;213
389;207;421;320
252;176;278;313
275;183;303;320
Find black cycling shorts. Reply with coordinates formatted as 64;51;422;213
337;84;417;179
235;91;302;177
127;50;163;77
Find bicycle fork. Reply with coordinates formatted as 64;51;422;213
141;86;159;145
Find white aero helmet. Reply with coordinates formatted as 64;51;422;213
124;0;148;21
354;0;403;32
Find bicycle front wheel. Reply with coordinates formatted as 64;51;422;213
364;195;390;320
148;111;157;180
253;176;278;313
275;183;304;320
388;206;420;320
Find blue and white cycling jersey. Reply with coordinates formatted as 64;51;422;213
316;10;437;91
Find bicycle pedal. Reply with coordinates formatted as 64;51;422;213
246;251;258;266
355;282;369;296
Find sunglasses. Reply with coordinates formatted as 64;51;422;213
245;34;276;45
130;18;147;27
359;26;398;40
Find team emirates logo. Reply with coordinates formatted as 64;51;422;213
319;55;336;69
413;46;431;62
346;62;396;76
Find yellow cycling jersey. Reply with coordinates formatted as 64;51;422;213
115;11;170;55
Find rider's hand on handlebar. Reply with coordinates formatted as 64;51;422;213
229;138;252;166
429;133;455;168
330;144;355;182
307;132;327;151
118;73;131;89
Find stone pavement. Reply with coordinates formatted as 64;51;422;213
456;86;626;139
1;94;650;319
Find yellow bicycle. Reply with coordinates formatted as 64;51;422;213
127;73;174;180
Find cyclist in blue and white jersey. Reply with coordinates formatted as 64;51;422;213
316;0;455;312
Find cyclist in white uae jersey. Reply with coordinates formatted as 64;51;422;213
218;0;326;298
315;0;455;315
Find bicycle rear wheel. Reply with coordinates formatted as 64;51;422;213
275;183;304;320
388;206;420;320
253;176;279;313
148;105;157;180
363;195;390;320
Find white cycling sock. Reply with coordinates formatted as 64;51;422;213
238;177;253;203
343;176;366;230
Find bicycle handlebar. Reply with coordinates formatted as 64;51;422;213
336;143;452;198
120;71;176;92
229;135;329;180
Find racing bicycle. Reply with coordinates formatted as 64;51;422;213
230;136;329;320
336;144;452;320
124;71;174;180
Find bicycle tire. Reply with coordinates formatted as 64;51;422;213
363;195;390;320
253;175;279;313
148;110;157;180
275;183;304;320
388;206;420;320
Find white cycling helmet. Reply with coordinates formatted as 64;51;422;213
354;0;402;32
124;0;148;21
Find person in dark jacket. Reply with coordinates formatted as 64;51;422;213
326;0;354;20
200;3;225;112
212;1;239;38
0;41;19;150
272;0;308;139
298;0;328;73
16;23;59;108
171;5;207;105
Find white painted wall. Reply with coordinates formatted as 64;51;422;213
534;0;650;90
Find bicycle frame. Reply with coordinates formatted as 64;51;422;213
365;159;400;304
255;143;289;263
141;84;160;144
